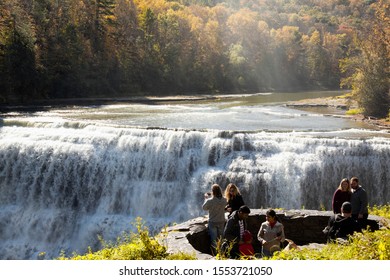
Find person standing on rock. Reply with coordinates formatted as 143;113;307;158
350;177;368;230
332;178;352;214
202;184;227;253
224;183;245;218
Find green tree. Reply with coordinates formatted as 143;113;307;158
137;7;163;92
111;0;141;93
341;0;390;118
1;0;39;102
0;3;11;101
304;30;333;87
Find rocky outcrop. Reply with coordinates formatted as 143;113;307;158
159;209;386;259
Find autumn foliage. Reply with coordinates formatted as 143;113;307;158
0;0;389;117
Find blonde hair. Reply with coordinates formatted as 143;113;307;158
224;183;241;201
338;178;351;192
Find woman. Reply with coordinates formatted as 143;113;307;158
332;178;352;214
202;184;226;252
257;209;285;257
224;183;245;217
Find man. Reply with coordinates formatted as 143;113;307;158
324;201;360;242
202;184;227;253
350;176;368;230
222;205;251;258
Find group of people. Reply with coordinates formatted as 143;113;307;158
202;176;369;258
326;176;369;241
202;183;285;258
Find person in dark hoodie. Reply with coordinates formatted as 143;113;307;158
323;201;361;242
350;176;368;230
202;184;227;253
222;205;251;258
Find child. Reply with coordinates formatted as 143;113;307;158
239;230;255;257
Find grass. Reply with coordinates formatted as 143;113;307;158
57;205;390;260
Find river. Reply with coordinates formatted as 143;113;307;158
0;91;389;259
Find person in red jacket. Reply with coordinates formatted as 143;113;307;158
239;230;255;257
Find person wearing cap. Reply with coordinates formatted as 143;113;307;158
323;201;361;241
222;205;251;258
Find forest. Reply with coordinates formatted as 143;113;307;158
0;0;389;117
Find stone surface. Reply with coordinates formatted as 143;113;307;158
159;209;387;259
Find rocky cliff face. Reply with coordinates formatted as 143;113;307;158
158;209;384;259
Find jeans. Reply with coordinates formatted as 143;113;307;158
208;221;225;248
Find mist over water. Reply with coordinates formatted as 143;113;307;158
1;92;389;259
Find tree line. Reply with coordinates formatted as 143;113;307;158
0;0;388;117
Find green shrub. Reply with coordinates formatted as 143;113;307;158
271;228;390;260
57;217;195;260
271;204;390;260
370;204;390;219
346;108;363;115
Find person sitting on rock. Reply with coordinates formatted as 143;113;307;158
239;230;255;258
257;209;285;257
222;205;251;258
323;201;361;242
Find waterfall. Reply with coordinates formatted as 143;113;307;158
1;124;389;259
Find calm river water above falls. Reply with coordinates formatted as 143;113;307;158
2;90;381;134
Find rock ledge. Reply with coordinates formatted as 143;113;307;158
159;209;386;259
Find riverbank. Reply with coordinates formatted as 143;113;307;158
286;96;390;131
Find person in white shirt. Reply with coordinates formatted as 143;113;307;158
202;184;226;253
257;209;285;257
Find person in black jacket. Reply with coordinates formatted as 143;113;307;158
222;205;251;258
323;201;361;242
350;177;368;230
224;183;245;218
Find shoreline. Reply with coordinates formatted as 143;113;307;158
286;96;390;131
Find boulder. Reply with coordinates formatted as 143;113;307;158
159;209;386;258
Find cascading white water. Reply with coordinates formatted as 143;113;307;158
1;122;390;259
